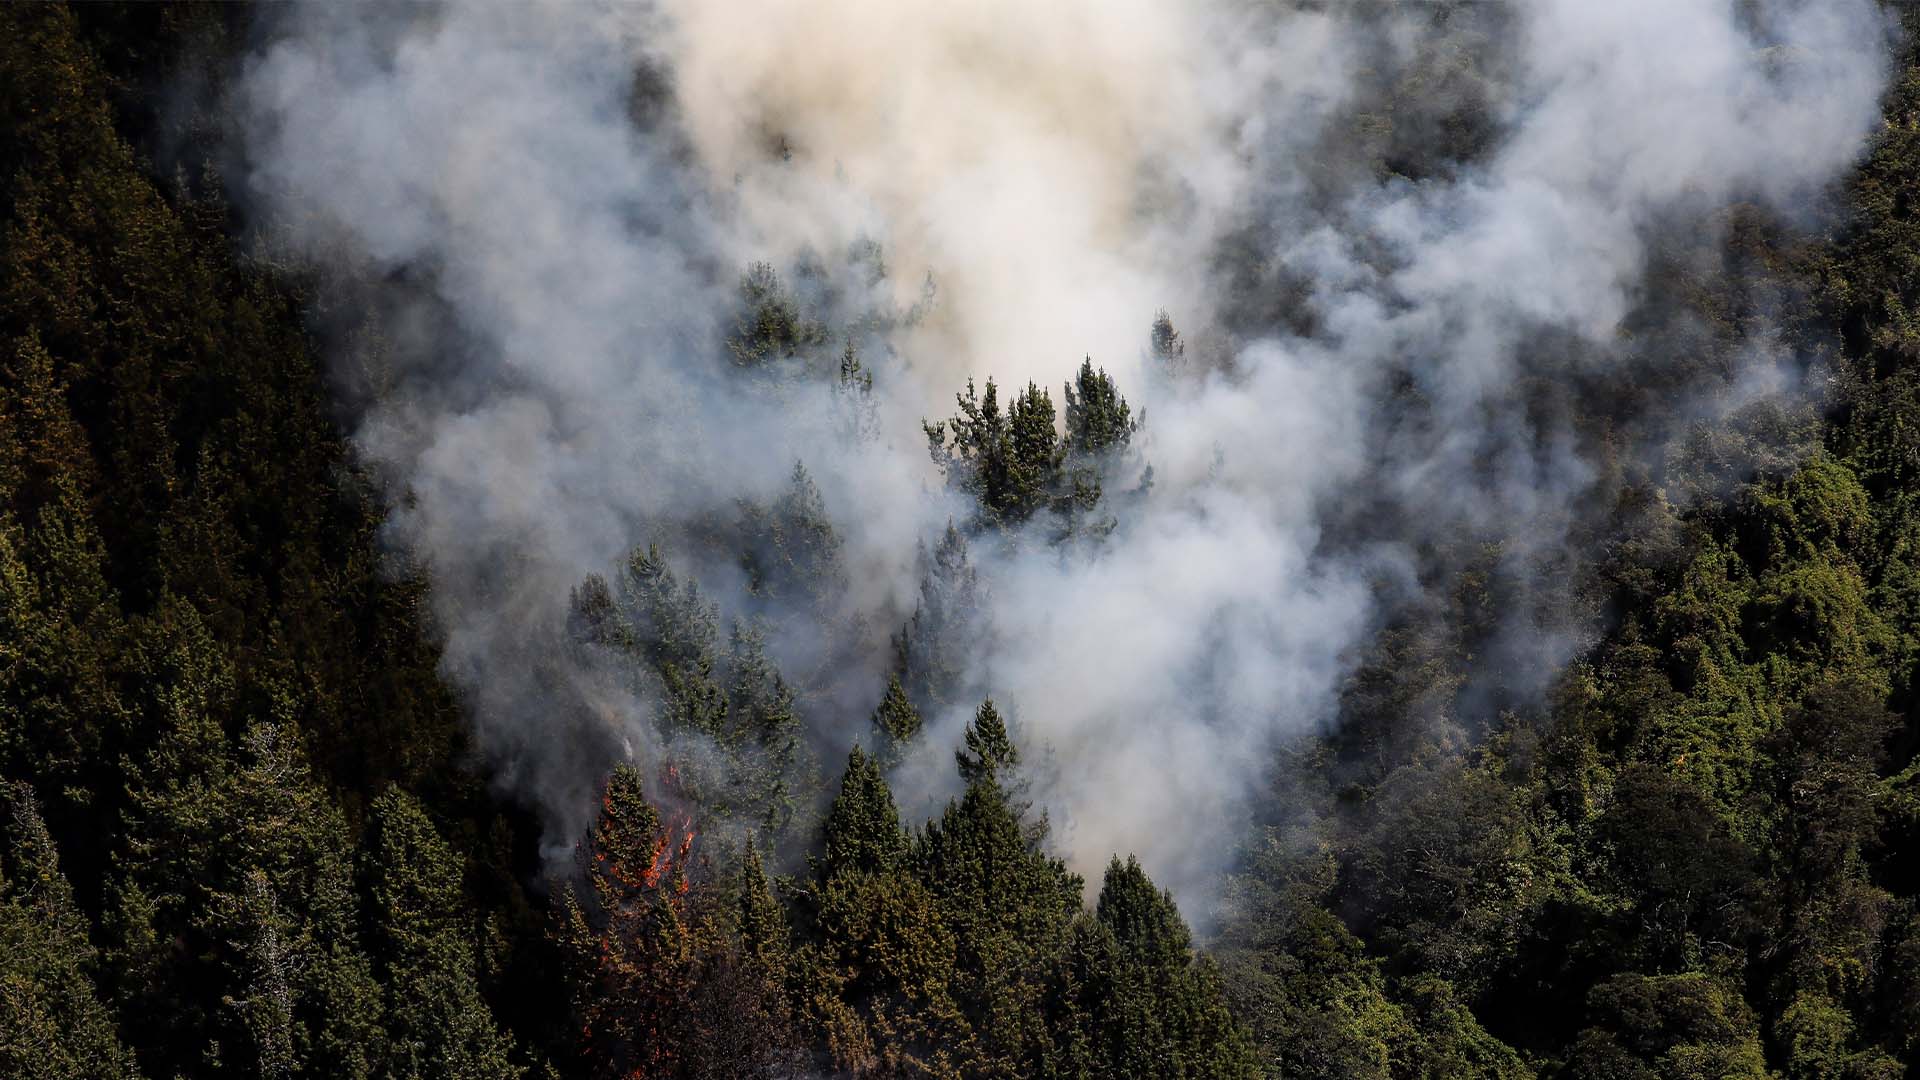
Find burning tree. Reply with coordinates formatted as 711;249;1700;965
557;763;803;1080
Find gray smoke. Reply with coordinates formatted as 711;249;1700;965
233;0;1894;898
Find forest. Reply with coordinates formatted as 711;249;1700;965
3;2;1920;1078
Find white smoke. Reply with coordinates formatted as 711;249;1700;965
233;0;1894;897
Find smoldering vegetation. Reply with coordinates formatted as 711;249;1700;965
226;0;1891;899
8;0;1920;1076
219;0;1889;897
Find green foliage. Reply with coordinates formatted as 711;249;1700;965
926;378;1066;528
570;546;816;838
822;748;908;880
729;262;829;370
1567;974;1769;1080
955;697;1019;786
0;8;529;1075
870;673;924;765
1076;857;1258;1079
925;363;1149;542
1212;27;1920;1078
893;521;983;715
740;461;847;609
365;789;522;1080
1063;359;1137;462
1151;310;1187;376
9;3;1920;1077
0;781;142;1080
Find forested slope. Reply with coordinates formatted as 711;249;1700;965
1212;23;1920;1078
0;10;1258;1078
1;4;1918;1080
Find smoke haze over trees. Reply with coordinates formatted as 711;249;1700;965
4;0;1920;1077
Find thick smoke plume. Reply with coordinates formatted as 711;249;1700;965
233;1;1894;899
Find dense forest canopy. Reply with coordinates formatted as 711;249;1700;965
3;1;1920;1078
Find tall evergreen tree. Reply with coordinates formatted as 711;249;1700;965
0;781;142;1080
364;789;522;1080
894;522;983;715
926;378;1066;528
916;703;1081;1077
821;748;909;880
956;697;1019;786
870;673;924;766
558;764;701;1079
1081;857;1257;1079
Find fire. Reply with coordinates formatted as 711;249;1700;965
641;832;672;888
638;811;696;891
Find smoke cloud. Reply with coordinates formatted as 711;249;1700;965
232;0;1894;900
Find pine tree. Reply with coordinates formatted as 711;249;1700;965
560;765;807;1079
870;673;923;766
0;335;126;811
925;378;1066;527
893;522;983;715
558;764;701;1080
0;781;142;1080
805;755;969;1077
740;461;846;608
112;675;388;1079
1150;311;1186;377
916;712;1082;1077
1059;359;1146;537
728;263;827;370
821;748;908;880
1005;381;1064;523
1085;857;1257;1079
835;342;880;443
732;836;791;978
703;837;808;1077
618;546;728;740
725;619;812;836
364;789;522;1080
955;697;1018;786
1063;359;1136;462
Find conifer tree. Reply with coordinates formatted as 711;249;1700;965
558;764;701;1079
870;673;923;766
956;697;1019;786
112;704;387;1079
806;751;968;1076
561;765;806;1079
916;703;1081;1076
1059;359;1147;537
364;789;522;1080
725;620;812;835
0;335;126;809
893;522;982;714
728;263;827;370
731;836;791;979
1086;857;1256;1079
822;748;908;880
0;781;142;1080
1150;311;1187;376
926;378;1066;527
740;461;846;608
1063;359;1137;462
835;342;880;443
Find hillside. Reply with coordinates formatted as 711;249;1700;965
2;3;1918;1079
